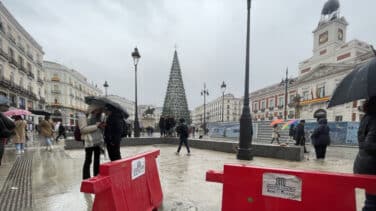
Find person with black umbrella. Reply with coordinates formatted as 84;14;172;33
353;97;376;210
103;104;124;161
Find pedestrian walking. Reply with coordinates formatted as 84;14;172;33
295;120;308;153
175;118;191;156
159;116;166;137
79;104;105;179
13;116;27;154
311;118;330;159
39;116;54;151
104;104;124;161
353;97;376;210
270;124;281;144
0;101;15;165
289;124;296;143
55;123;66;142
192;126;196;138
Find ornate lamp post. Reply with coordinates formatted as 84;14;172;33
280;68;293;120
103;81;109;96
220;81;227;122
201;83;209;135
132;47;141;137
237;0;253;161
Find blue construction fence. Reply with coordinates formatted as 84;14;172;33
207;121;359;146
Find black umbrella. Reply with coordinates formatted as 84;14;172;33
85;95;129;119
29;109;51;116
328;58;376;108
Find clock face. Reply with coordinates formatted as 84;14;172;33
338;29;343;40
319;31;328;45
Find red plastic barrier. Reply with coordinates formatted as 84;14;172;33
81;149;163;211
206;164;376;211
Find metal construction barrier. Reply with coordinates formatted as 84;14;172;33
81;149;163;211
206;164;376;211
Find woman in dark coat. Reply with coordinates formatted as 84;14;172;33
0;103;15;165
354;97;376;210
311;118;330;159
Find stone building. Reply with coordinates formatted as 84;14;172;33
0;2;46;112
43;61;102;125
192;93;242;126
250;0;374;122
162;50;190;123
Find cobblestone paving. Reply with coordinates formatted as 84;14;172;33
0;141;366;211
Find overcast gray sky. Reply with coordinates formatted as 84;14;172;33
3;0;375;109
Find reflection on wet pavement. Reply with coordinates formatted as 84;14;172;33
0;143;365;211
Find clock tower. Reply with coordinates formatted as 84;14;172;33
312;1;348;58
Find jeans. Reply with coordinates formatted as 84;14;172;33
83;146;101;180
106;142;121;161
177;138;190;153
15;143;24;151
363;193;376;211
45;137;52;146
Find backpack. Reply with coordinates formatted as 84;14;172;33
74;125;82;142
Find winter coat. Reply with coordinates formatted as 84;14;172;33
58;124;66;133
176;123;189;139
0;113;15;139
104;112;124;145
272;127;280;138
311;118;331;146
289;125;296;137
294;123;305;142
353;114;376;175
159;118;165;130
39;120;54;138
13;120;27;144
78;114;104;148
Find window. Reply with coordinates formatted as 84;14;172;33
10;72;14;82
0;65;3;78
269;99;275;108
335;116;343;122
227;105;230;109
54;85;59;91
278;96;284;106
254;102;258;110
289;95;295;104
8;47;14;58
303;91;309;100
19;77;24;88
317;83;325;98
261;101;266;109
18;56;23;67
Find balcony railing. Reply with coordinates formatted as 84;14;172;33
260;108;266;112
27;53;33;60
8;57;18;67
277;105;284;109
37;61;43;67
299;96;330;106
288;103;295;108
9;35;16;44
27;71;35;79
37;78;44;85
253;110;258;113
0;48;8;59
268;107;274;111
19;65;27;73
51;90;61;94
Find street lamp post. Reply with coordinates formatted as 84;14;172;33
280;67;292;121
237;0;253;161
103;81;109;96
220;81;227;122
132;47;141;138
201;83;209;135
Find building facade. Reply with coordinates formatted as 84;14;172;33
192;93;242;126
43;61;102;125
250;2;374;122
0;2;46;112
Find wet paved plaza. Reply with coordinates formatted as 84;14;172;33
0;140;367;211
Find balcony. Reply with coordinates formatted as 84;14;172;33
0;76;11;88
19;65;27;74
288;114;294;119
39;97;46;104
288;103;296;108
51;76;60;82
268;107;274;111
277;105;284;109
51;102;61;107
37;78;44;85
253;110;258;113
18;45;25;53
8;57;18;68
0;48;8;60
27;71;35;79
51;90;61;94
37;61;43;67
27;53;33;60
260;108;266;112
299;96;330;106
9;35;16;44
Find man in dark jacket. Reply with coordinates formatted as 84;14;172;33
354;97;376;210
289;124;296;142
175;118;191;156
0;102;15;166
104;105;124;161
55;123;66;142
295;120;308;153
311;118;330;159
159;116;166;137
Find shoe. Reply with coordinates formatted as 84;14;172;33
21;150;25;154
187;153;191;156
16;150;21;155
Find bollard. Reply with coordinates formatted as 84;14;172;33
81;149;163;211
206;164;376;211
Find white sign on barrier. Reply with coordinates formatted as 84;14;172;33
132;157;145;180
262;173;302;201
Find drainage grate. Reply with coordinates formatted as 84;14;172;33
0;155;33;211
